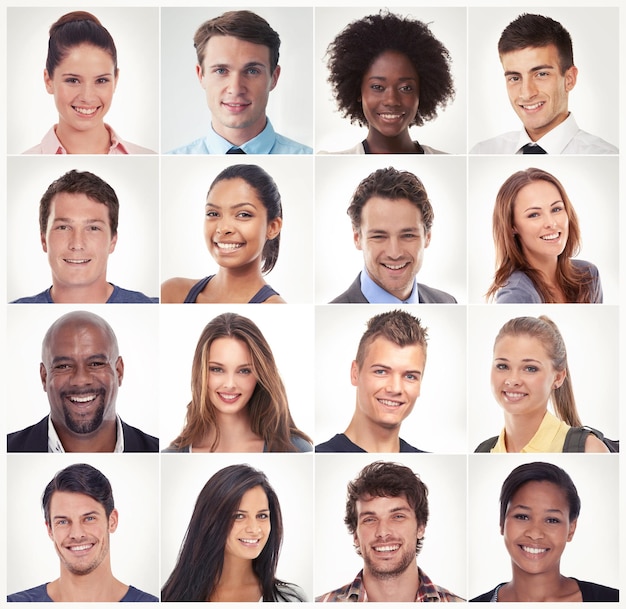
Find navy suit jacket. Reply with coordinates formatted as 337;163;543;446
330;273;456;304
7;416;159;452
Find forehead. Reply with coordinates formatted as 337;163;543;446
203;34;271;67
45;320;115;357
54;43;116;71
362;336;425;366
238;485;269;510
365;50;418;78
514;180;562;208
356;493;413;516
47;191;109;220
509;480;568;510
49;490;104;516
494;333;550;360
209;336;251;360
500;43;562;71
360;196;424;226
207;178;263;207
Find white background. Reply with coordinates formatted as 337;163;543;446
160;7;314;152
7;7;159;154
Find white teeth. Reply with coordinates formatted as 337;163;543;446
65;259;89;264
69;544;93;552
374;544;400;552
379;399;402;407
219;393;239;400
504;391;525;399
379;113;404;119
522;546;547;554
69;395;96;403
216;242;243;250
73;107;97;115
541;233;559;241
240;538;259;544
522;102;543;110
383;263;407;270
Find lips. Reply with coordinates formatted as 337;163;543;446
214;241;243;250
540;232;560;241
72;105;100;116
217;392;241;404
222;102;251;113
378;398;403;409
382;261;409;271
68;542;95;553
520;101;545;112
502;390;527;402
64;258;91;264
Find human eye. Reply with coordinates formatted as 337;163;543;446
370;83;384;91
88;361;106;368
54;224;70;230
213;67;228;76
96;77;110;84
401;233;418;240
236;210;253;219
233;512;245;520
506;75;520;84
495;363;508;371
205;210;219;218
258;512;269;520
512;513;528;520
405;373;419;381
209;366;223;374
246;67;261;75
523;365;538;373
546;517;561;524
372;368;387;376
64;77;79;84
399;84;414;93
239;367;253;375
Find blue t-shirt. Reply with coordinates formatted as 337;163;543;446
8;583;158;602
11;285;158;304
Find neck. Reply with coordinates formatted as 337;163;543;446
50;280;114;304
503;566;569;602
210;555;261;602
212;117;267;148
365;128;417;154
48;563;125;602
209;266;267;302
197;410;263;452
362;562;419;602
54;418;118;453
502;409;547;452
54;121;111;154
344;413;401;453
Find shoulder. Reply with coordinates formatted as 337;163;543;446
572;259;598;275
122;585;159;602
109;285;158;304
121;420;159;452
161;444;189;453
469;585;502;602
495;271;541;303
10;288;51;303
275;582;308;602
271;132;312;154
418;283;457;303
420;144;447;154
119;141;157;155
319;142;366;155
330;275;367;303
7;583;50;602
160;277;200;303
7;417;49;452
470;132;519;154
316;434;365;453
167;137;209;154
573;579;619;602
290;435;313;452
568;131;618;154
399;438;427;453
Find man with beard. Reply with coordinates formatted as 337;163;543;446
7;311;158;452
316;461;464;602
7;463;158;602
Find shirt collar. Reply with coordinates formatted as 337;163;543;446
360;268;419;304
206;118;276;154
47;415;125;452
516;113;579;154
38;124;131;155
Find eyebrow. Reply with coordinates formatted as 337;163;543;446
205;202;257;210
367;75;417;81
208;360;253;367
359;505;412;518
494;357;542;364
370;363;422;376
60;72;114;78
521;200;564;214
50;353;109;364
209;61;267;71
51;217;107;224
504;64;556;76
510;504;565;515
53;510;100;520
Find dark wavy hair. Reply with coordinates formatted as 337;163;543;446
42;463;115;526
499;461;581;530
207;164;282;274
46;11;118;77
161;464;301;602
344;461;429;555
487;167;595;303
167;312;311;452
498;13;574;74
326;10;455;127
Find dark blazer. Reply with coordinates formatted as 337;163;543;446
330;273;457;304
7;416;159;452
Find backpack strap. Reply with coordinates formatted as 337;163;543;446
563;426;619;453
474;436;499;453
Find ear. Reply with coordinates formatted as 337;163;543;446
566;518;577;542
44;69;54;94
350;360;359;387
108;232;118;254
417;522;426;540
115;356;124;387
353;228;363;251
424;230;432;249
47;521;54;541
553;368;566;390
266;216;282;241
564;65;578;92
40;362;48;392
269;65;281;91
41;232;48;253
195;64;205;87
108;508;119;534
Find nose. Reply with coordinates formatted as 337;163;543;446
519;77;538;100
245;519;261;534
215;220;233;236
382;86;401;106
504;375;520;387
386;374;402;394
386;236;403;258
524;522;545;541
68;230;84;251
226;71;245;95
375;519;391;539
70;363;93;386
78;80;97;102
543;214;557;228
69;520;86;539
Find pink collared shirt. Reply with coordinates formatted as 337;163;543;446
22;124;155;154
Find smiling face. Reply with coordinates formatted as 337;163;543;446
501;44;577;141
225;485;271;561
197;35;280;145
204;178;281;273
491;333;565;419
512;180;569;268
44;44;118;134
354;494;424;579
502;480;576;576
355;196;431;301
207;337;258;417
360;51;419;140
41;319;123;437
47;491;117;576
41;192;117;297
351;336;425;431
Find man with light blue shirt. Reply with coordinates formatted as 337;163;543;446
331;167;456;304
168;10;311;155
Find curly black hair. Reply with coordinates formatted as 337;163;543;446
326;11;455;127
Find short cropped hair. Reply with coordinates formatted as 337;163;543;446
42;463;115;526
498;13;574;73
344;461;429;554
355;310;428;369
347;167;434;235
327;10;454;127
499;461;581;530
39;169;119;236
194;10;280;74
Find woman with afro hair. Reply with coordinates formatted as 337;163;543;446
322;10;455;154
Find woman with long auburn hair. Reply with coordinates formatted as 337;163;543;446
487;168;602;303
161;464;307;602
162;312;312;453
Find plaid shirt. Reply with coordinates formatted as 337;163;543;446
316;568;465;602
